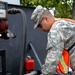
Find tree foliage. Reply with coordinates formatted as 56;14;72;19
20;0;74;18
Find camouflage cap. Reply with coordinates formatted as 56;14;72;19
31;5;46;29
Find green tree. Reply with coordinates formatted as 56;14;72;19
20;0;73;18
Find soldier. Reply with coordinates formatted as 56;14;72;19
31;5;75;75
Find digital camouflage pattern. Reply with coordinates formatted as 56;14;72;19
41;20;75;75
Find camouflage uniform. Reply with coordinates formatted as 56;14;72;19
41;20;75;75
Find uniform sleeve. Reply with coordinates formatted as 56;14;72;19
41;22;65;75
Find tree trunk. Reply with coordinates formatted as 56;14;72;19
72;0;75;19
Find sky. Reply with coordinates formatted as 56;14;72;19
2;0;20;5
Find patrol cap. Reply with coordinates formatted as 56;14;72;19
31;5;47;29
